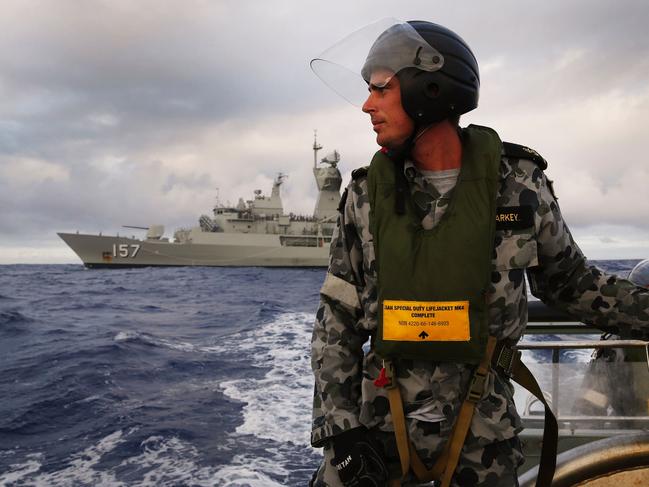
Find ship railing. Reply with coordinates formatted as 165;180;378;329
517;301;649;470
279;235;331;247
288;213;319;223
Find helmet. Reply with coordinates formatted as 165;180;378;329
393;21;479;126
628;259;649;288
311;19;480;127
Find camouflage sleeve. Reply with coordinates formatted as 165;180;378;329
527;172;649;337
310;181;369;447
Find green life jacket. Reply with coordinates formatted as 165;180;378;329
367;124;502;364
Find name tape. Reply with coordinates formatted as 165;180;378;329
495;205;534;230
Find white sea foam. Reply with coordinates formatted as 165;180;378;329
0;431;281;486
210;451;291;486
0;430;131;486
0;453;43;484
121;434;289;486
113;329;196;352
91;312;319;485
209;311;322;484
219;312;315;446
118;435;222;485
113;329;225;354
113;330;139;342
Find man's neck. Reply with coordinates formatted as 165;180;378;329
410;120;462;171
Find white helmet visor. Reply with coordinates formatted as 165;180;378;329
310;18;444;106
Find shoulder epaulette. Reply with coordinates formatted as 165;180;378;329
351;166;369;180
503;141;547;170
337;167;370;213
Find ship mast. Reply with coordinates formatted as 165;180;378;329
313;129;323;168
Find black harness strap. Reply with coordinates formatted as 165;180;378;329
494;343;558;487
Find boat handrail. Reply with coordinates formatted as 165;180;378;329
521;415;649;422
525;300;647;335
517;339;649;350
513;336;649;422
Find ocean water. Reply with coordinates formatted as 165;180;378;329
0;260;640;486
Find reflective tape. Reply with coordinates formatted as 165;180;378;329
320;273;361;310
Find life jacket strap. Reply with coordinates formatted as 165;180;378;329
385;337;558;487
384;365;411;479
385;336;497;486
495;345;558;487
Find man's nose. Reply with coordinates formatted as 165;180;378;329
362;93;374;114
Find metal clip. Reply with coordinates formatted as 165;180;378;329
495;345;521;378
384;360;397;390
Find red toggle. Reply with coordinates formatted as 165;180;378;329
373;367;390;388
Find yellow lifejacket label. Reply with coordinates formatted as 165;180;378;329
382;300;470;342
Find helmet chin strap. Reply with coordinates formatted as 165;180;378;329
413;123;433;143
383;123;435;216
385;133;415;164
384;120;431;163
385;117;443;165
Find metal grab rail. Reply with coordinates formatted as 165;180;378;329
517;340;649;373
516;340;649;420
516;300;649;480
514;339;649;418
517;340;649;349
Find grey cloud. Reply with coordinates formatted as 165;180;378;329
162;172;215;194
1;0;649;262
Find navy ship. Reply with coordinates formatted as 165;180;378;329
59;136;342;267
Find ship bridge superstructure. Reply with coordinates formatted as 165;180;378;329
205;132;343;238
312;132;342;222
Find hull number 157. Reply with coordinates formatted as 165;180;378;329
112;243;141;258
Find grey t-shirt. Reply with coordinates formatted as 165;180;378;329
418;167;460;230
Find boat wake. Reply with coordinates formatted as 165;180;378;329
1;311;322;486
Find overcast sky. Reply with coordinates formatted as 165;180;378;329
1;0;648;264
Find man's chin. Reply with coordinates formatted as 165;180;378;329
378;138;407;151
376;135;394;148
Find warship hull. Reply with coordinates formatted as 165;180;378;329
58;232;329;268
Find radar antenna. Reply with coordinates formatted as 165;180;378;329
313;129;323;168
213;187;221;209
321;150;340;168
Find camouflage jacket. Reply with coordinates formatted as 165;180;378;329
311;143;649;448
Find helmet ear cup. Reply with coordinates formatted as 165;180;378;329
398;68;449;126
397;20;479;126
425;82;440;99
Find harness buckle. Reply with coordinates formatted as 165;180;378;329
383;360;398;390
468;369;488;403
494;344;521;378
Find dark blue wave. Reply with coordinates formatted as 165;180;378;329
0;262;636;485
0;309;31;325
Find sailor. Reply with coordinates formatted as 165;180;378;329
308;19;649;487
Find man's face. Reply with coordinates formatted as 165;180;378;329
361;69;414;149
